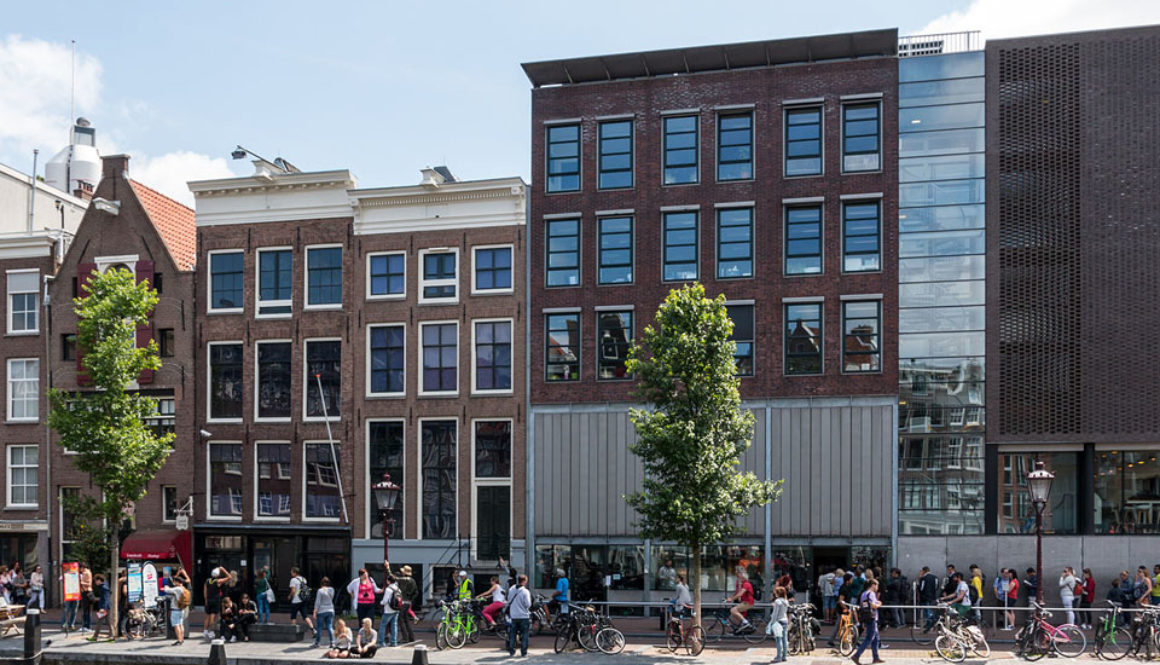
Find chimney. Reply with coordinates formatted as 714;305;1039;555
101;154;130;180
73;182;94;202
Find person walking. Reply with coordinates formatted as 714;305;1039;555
255;569;271;625
770;586;791;663
162;578;189;645
1080;568;1096;629
312;577;337;648
1135;566;1153;607
27;565;43;610
289;566;315;639
378;574;400;648
506;574;532;658
86;574;113;642
79;563;93;632
919;566;939;631
852;579;884;665
819;568;836;625
830;568;845;625
1059;567;1080;626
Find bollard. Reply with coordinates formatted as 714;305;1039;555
411;643;429;665
23;608;41;664
208;638;227;665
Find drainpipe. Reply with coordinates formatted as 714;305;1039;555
28;150;39;232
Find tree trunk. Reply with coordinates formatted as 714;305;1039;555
109;538;119;639
692;542;702;628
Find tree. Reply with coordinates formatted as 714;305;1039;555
624;284;782;626
48;267;174;636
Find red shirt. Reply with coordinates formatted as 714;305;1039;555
1007;578;1019;600
738;581;754;605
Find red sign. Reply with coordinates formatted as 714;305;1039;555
63;562;80;602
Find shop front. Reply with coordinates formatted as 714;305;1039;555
121;528;193;580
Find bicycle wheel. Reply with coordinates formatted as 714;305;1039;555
596;627;625;654
577;622;599;652
936;633;967;663
839;624;859;657
686;625;705;656
969;629;991;658
553;627;571;654
1096;627;1133;661
745;617;768;644
435;623;449;650
911;616;935;646
1023;628;1050;662
446;622;467;649
467;617;480;644
705;618;726;642
665;621;681;651
788;626;801;654
1053;624;1087;658
531;612;544;636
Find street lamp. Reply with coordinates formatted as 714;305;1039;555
372;473;402;561
1026;459;1055;606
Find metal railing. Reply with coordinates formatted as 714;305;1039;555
898;31;983;57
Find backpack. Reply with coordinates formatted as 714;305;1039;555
176;588;191;610
857;593;875;623
296;577;313;605
753;585;763;602
388;586;401;611
968;582;980;604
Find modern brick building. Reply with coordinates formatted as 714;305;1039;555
523;29;900;603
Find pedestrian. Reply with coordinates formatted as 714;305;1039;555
968;567;984;625
1004;569;1019;630
86;574;113;642
10;563;26;606
378;574;400;647
819;568;836;625
348;569;380;625
1152;565;1160;607
28;565;43;610
313;577;337;648
828;568;844;625
994;567;1008;628
885;568;906;628
942;565;958;599
162;577;188;645
352;618;378;658
852;578;884;665
1059;566;1079;626
918;566;939;631
828;573;854;647
770;586;790;663
116;569;130;640
204;567;225;639
672;574;692;617
1080;568;1095;629
79;563;94;632
506;574;532;658
289;566;315;639
1108;576;1126;627
389;562;417;643
324;618;352;659
1023;567;1038;606
255;569;271;625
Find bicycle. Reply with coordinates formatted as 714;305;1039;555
434;600;475;650
126;603;166;639
1093;601;1132;660
665;606;705;656
828;600;860;656
910;603;938;646
553;605;601;653
787;602;817;655
1014;601;1086;660
704;600;768;644
1127;605;1160;660
930;604;990;662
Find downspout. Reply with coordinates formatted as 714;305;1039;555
523;189;534;576
28;150;39;233
43;274;53;605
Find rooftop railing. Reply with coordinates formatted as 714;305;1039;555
898;31;982;57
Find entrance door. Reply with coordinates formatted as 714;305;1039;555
812;547;848;601
253;536;296;609
476;486;510;561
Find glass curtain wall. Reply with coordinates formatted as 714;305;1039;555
897;51;986;534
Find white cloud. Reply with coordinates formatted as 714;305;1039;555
130;151;234;208
916;0;1160;41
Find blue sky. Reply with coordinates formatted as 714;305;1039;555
1;0;1155;204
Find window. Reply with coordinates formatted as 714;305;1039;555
368;421;405;538
785;205;823;275
785;107;822;176
420;250;457;303
546;219;580;287
545;313;580;382
256;341;292;419
153;273;163;294
208;443;243;518
7;359;38;422
305;340;341;419
421;420;457;538
598;120;633;189
158;328;175;358
368;325;405;395
305;443;341;519
785;303;823;374
61;334;76;361
475;420;511;478
717;207;753;279
717;112;753;180
162;485;178;523
306;246;343;307
368;252;405;298
1094;450;1160;534
663;115;698;185
843;300;881;373
598;216;633;284
208;343;244;421
843;102;881;172
474;320;512;393
256;442;292;518
597;310;632;380
843;201;881;272
7;270;38;333
7;445;37;507
147;397;176;439
421;322;458;394
662;211;698;282
476;485;510;561
60;486;80;560
726;305;754;376
473;246;512;293
546;124;580;193
257;248;292;316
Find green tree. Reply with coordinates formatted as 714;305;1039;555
625;284;782;626
48;267;174;633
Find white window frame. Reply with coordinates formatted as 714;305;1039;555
366;323;406;398
206;441;244;521
6;358;38;423
94;254;138;276
304;243;344;310
59;486;80;561
471;244;515;295
470;417;513;562
303;440;343;523
418;320;459;397
364;418;405;540
303;337;342;422
366;251;407;301
161;485;178;524
418;247;459;305
254;339;293;423
255;246;293;319
207;250;244;314
471;318;515;396
254;440;293;522
206;341;244;424
417;417;458;541
6;269;39;334
6;444;38;509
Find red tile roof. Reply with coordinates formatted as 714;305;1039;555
129;180;196;271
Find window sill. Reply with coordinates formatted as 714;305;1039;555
5;331;39;337
841;168;883;176
3;505;38;511
783;173;824;180
305;304;343;311
366;393;406;400
470;289;515;297
366;294;406;302
545;189;581;196
207;309;244;316
4;419;39;425
661;181;700;188
255;314;294;320
254;417;293;424
471;390;514;397
418;392;460;399
417;300;459;307
303;417;342;424
254;517;292;523
206;516;243;522
206;418;244;425
783;272;825;278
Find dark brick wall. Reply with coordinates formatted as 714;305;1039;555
529;57;899;404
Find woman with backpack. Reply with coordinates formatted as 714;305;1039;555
852;578;884;665
162;578;189;645
378;574;400;648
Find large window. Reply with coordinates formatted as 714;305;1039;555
473;320;512;393
305;443;341;519
305;340;341;419
209;343;244;420
421;420;457;539
598;216;633;285
209;443;243;518
421;322;458;394
368;252;405;298
663;115;698;185
368;421;405;538
306;246;342;307
843;300;881;373
718;112;753;180
598;120;633;189
209;251;244;311
475;420;511;479
717;207;753;279
546;124;580;192
473;246;512;293
7;270;38;333
1095;450;1160;535
162;485;178;523
420;250;457;303
597;310;632;380
473;423;511;559
546;219;580;287
843;102;881;172
368;325;405;395
545;313;580;382
256;341;292;420
998;453;1078;534
843;201;881;272
785;205;823;275
6;359;38;422
785;107;822;176
256;442;292;518
727;304;754;376
257;248;292;316
7;445;37;508
662;211;698;282
785;303;823;375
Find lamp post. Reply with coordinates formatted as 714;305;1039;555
372;474;402;561
1027;459;1055;608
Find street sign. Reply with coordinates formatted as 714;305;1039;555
63;562;80;602
127;562;142;603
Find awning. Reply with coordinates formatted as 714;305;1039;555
122;529;192;571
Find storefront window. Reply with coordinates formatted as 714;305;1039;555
608;545;645;591
535;544;572;590
1094;450;1160;534
997;453;1078;534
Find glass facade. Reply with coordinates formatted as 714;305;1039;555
897;51;986;535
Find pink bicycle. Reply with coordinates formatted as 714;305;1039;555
1014;601;1086;660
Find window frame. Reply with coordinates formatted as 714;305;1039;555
158;328;176;358
366;323;406;398
161;485;178;524
842;298;882;375
545;311;580;383
6;358;38;423
545;218;581;288
418;247;460;305
254;339;293;423
6;444;38;509
661;209;699;283
253;440;292;522
842;101;882;173
207;249;245;314
6;268;39;334
784;301;824;376
418;418;459;540
61;333;77;361
304;243;344;310
842;198;882;274
597;215;634;285
303;440;343;522
471;317;514;396
206;441;244;521
784;203;824;276
597;118;634;190
206;341;245;424
419;320;460;397
366;251;407;300
303;337;342;422
255;246;293;319
364;419;406;540
716;205;755;280
662;113;700;186
783;105;824;178
716;110;755;182
471;244;514;295
596;308;633;381
545;122;581;194
470;418;513;562
725;302;756;377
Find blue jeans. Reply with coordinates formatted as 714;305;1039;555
256;594;270;624
854;618;880;661
774;622;789;662
378;612;398;646
61;600;78;629
508;618;530;656
315;611;335;646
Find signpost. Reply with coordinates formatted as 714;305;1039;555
127;562;143;603
142;562;159;608
63;562;80;602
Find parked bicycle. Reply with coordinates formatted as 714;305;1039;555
787;602;818;655
435;600;477;650
1126;605;1160;660
1014;601;1086;660
665;607;705;656
928;604;990;663
1093;600;1132;660
829;600;860;656
553;605;624;655
125;602;166;639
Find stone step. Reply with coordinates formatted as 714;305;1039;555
245;623;306;642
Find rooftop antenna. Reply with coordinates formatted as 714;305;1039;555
69;40;76;142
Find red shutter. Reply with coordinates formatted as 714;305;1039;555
75;262;97;386
135;260;155;288
135;261;157;384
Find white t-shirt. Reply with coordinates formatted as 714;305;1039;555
290;576;304;604
956;580;972;607
381;583;400;614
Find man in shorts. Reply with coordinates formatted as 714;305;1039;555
203;567;223;639
289;567;315;638
727;568;755;633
